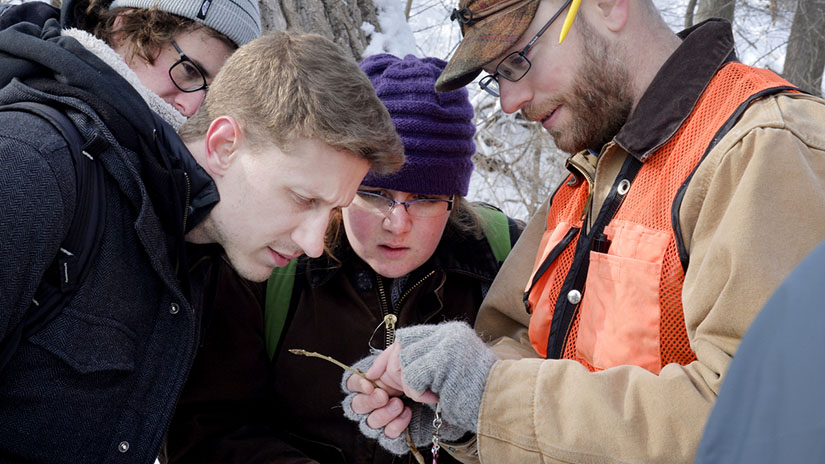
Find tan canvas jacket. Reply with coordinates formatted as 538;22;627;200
449;20;825;464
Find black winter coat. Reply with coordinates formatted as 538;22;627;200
271;230;513;464
165;215;523;464
0;10;219;464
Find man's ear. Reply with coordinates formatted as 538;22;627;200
594;0;629;33
203;116;244;177
112;14;124;35
110;14;127;56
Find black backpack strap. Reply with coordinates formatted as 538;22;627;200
0;101;107;370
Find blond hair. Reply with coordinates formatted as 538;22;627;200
179;31;404;174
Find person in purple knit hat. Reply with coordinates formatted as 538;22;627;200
162;53;523;464
259;53;524;464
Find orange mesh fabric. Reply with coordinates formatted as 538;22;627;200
529;63;795;370
525;176;587;358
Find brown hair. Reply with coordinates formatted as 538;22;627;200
84;0;235;65
444;196;484;240
178;31;404;174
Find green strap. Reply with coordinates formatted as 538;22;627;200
264;259;297;360
474;204;511;263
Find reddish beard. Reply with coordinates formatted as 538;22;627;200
525;18;634;154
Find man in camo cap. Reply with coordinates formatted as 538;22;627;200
345;0;825;462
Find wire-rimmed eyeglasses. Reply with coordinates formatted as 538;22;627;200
479;0;575;98
355;190;454;218
169;40;209;93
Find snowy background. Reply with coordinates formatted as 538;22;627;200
0;2;813;462
5;0;814;220
363;0;809;221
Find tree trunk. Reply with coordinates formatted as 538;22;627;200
257;0;380;60
782;0;825;95
694;0;735;24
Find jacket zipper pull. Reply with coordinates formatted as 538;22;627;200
384;314;397;344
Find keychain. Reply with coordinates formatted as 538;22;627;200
431;402;443;463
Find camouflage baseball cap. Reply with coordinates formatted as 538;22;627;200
434;0;540;92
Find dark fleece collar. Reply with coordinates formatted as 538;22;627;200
614;19;738;161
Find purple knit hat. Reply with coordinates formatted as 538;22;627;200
360;54;476;196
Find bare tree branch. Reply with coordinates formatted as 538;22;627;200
685;0;698;28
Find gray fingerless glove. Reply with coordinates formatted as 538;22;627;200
340;351;469;455
341;353;407;451
396;320;498;433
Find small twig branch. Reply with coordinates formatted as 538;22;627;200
289;349;376;385
289;349;426;464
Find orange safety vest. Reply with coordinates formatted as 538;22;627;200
525;62;797;373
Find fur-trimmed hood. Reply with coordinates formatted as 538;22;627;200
0;9;219;237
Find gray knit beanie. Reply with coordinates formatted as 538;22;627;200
109;0;261;46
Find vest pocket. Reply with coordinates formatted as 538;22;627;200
29;308;136;374
576;220;669;373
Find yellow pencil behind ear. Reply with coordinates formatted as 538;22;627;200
559;0;581;44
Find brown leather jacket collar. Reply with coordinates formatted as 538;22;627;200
615;19;738;161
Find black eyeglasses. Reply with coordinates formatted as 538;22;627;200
354;190;454;218
169;40;209;93
479;0;574;97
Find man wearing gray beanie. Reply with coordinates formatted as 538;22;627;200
65;0;260;123
0;1;258;459
4;0;260;125
107;0;260;47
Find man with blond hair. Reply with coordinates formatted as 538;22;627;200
343;0;825;462
178;32;403;281
0;27;402;463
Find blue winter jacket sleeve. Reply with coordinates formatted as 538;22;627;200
695;238;825;463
